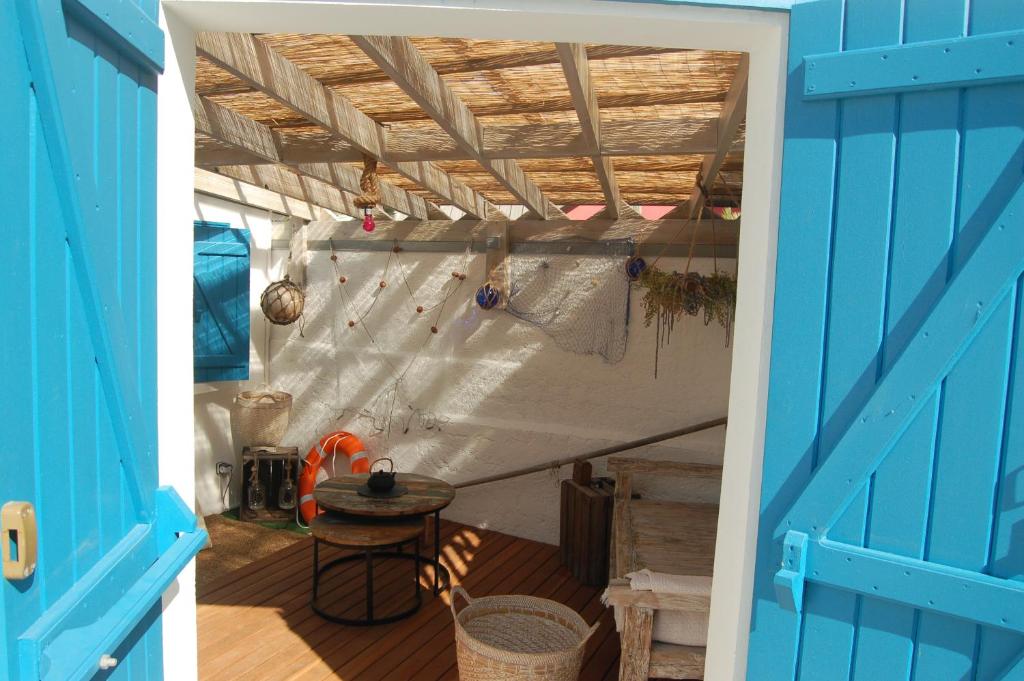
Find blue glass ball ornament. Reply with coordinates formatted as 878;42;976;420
626;256;647;281
475;283;501;310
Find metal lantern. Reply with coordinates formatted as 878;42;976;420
260;275;305;326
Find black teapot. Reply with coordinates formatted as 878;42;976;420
367;457;397;493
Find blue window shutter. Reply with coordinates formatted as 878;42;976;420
193;221;251;382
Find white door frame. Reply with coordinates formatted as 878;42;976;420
156;2;789;679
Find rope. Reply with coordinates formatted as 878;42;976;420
454;416;727;489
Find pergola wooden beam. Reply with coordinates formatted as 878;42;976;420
195;168;324;221
195;96;436;219
198;45;686;96
195;118;729;166
663;53;749;221
206;164;363;219
351;35;566;220
290;217;739;247
557;42;638;220
195;32;496;219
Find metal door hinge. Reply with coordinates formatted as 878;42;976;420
2;501;38;581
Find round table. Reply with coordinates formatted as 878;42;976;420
315;473;456;596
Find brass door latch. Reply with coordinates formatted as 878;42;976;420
2;501;37;581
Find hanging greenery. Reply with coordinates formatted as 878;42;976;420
637;268;735;332
702;271;737;338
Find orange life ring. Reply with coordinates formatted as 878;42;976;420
298;431;370;523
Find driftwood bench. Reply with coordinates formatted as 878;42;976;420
606;456;722;681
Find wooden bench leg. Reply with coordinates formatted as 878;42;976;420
618;606;653;681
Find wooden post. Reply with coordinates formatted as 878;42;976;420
618;606;654;681
485;220;509;309
611;471;633;579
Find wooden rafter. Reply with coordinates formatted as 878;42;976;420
556;43;638;220
195;96;436;219
351;35;567;220
195;118;730;166
663;53;749;221
195;32;496;219
208;164;361;218
197;45;686;96
195;168;324;221
285;217;740;251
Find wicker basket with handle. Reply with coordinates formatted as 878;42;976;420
231;388;292;447
450;586;599;681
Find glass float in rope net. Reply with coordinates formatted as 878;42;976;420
475;283;501;310
260;275;305;326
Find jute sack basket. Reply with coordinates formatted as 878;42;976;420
450;586;599;681
231;389;292;447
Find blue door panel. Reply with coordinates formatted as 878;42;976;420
751;0;1024;677
1;2;202;679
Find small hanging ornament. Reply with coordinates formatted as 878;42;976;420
475;283;501;310
711;205;741;221
354;154;381;234
260;275;305;326
625;256;647;281
362;208;376;233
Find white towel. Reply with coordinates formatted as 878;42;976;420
607;570;712;647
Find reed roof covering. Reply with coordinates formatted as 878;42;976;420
194;33;746;212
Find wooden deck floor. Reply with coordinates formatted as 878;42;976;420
197;519;622;681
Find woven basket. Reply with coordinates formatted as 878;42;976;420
450;586;599;681
231;389;292;447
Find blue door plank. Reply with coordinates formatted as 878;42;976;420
850;395;940;680
33;77;76;609
951;0;1024;673
134;55;164;681
914;292;1015;678
976;279;1024;679
0;3;43;676
745;0;844;678
796;0;901;676
68;253;101;579
851;1;967;676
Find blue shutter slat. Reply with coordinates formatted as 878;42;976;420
194;222;250;383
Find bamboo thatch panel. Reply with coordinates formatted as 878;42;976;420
193;32;746;210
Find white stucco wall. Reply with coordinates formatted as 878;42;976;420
191;193;295;516
193;196;735;544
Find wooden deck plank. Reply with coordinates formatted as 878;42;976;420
197;520;621;681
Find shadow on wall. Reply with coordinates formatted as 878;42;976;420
240;246;736;544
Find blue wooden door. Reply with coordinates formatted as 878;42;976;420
0;1;205;680
748;0;1024;679
194;222;251;383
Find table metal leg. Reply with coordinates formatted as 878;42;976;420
312;539;320;602
414;536;421;602
365;549;374;623
433;510;441;595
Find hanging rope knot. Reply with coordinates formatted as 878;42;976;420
354;154;380;210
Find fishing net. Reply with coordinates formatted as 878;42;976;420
506;241;632;363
